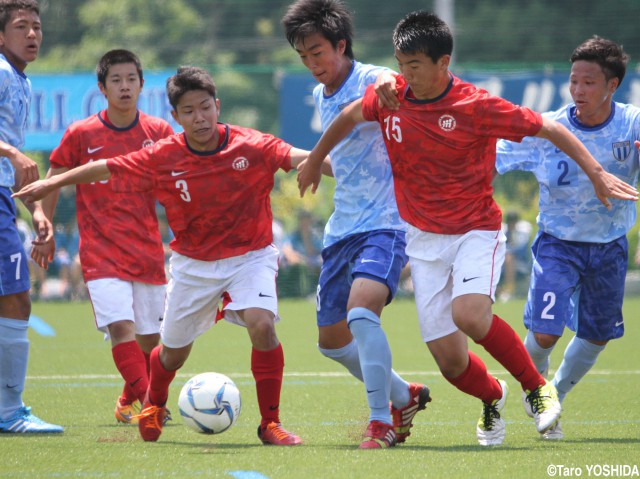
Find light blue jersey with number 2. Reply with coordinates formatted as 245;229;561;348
496;102;640;243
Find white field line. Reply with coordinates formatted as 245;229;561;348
27;369;640;381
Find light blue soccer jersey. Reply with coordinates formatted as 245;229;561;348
0;54;31;188
314;61;404;248
496;102;640;243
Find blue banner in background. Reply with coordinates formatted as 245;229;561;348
26;70;178;151
279;71;640;150
26;70;640;152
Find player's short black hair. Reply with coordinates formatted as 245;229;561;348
571;35;629;87
166;66;216;110
96;49;144;87
0;0;39;31
392;10;453;63
282;0;354;60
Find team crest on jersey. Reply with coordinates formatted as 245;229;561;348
438;114;456;132
612;141;631;162
232;157;250;171
142;139;155;149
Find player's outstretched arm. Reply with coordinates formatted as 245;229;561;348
298;98;366;197
536;118;639;209
290;147;333;178
12;159;111;204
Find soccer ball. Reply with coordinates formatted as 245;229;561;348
178;372;242;434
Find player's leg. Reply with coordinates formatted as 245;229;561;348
137;254;220;442
409;240;504;446
224;246;301;446
552;238;626;404
87;279;149;423
0;202;62;433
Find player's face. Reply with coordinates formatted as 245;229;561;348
395;49;450;100
0;9;42;72
569;60;618;126
294;32;351;94
99;63;143;112
172;90;221;151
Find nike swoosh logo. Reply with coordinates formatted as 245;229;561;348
462;276;480;283
366;389;380;394
269;404;279;411
87;146;104;154
129;377;142;388
6;384;18;389
171;171;187;176
615;320;624;327
258;292;273;298
361;259;379;264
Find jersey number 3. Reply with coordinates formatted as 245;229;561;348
175;179;191;202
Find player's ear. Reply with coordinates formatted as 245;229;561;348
215;98;221;113
438;54;451;71
140;77;145;89
98;82;107;96
171;109;179;123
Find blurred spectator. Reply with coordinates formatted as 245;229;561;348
273;212;323;298
289;210;323;268
498;211;533;301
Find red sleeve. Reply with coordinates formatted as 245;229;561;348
361;84;381;122
476;95;543;142
106;147;155;193
261;133;293;173
50;124;80;169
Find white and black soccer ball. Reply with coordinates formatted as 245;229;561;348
178;372;242;434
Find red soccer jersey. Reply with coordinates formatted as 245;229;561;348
361;74;543;234
107;123;293;261
50;110;173;283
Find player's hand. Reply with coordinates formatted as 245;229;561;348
11;150;40;190
30;206;53;244
297;159;322;197
12;178;53;204
375;71;400;110
31;239;55;270
593;170;638;209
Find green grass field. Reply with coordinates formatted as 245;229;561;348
1;297;639;478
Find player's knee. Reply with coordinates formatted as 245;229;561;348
0;291;31;319
534;332;560;349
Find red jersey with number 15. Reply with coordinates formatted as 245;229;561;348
50;110;173;284
361;74;543;234
106;123;293;261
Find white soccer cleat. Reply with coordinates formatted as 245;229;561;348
525;380;562;433
476;379;508;446
541;420;563;440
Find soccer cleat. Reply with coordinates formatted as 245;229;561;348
391;383;431;443
525;380;561;433
521;390;534;418
136;403;166;442
476;379;508;446
0;406;64;434
115;398;141;424
257;422;302;446
359;420;397;449
541;420;563;440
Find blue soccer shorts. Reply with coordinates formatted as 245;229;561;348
524;231;627;341
316;229;408;327
0;188;30;296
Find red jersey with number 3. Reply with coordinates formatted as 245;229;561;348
361;74;543;234
50;110;173;284
106;123;293;261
